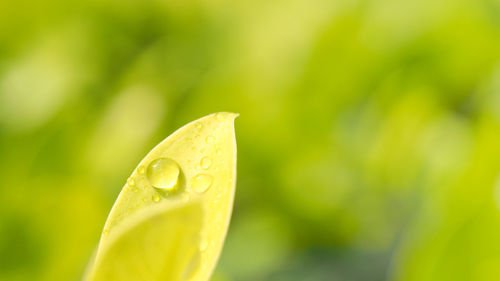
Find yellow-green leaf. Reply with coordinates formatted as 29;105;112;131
85;112;238;281
86;201;203;281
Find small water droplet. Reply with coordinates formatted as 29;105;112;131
200;156;212;169
205;135;215;143
195;122;202;129
103;229;109;235
127;177;135;187
216;113;224;120
191;174;213;193
216;148;221;155
147;158;180;190
138;166;146;175
152;194;160;202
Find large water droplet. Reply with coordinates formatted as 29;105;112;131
147;158;180;190
200;156;212;169
191;174;213;193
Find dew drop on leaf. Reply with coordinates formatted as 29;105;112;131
147;158;180;190
137;165;146;175
200;156;212;169
191;174;213;193
127;177;135;187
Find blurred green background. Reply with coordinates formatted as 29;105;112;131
2;0;500;280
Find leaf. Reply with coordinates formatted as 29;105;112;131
85;112;238;281
86;201;203;281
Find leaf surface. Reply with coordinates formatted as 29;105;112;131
85;112;238;281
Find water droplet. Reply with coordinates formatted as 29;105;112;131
200;156;212;169
147;158;180;190
127;177;135;187
103;229;109;235
195;122;202;129
191;174;213;193
216;113;224;120
216;148;221;156
152;194;160;202
138;165;146;175
205;135;215;143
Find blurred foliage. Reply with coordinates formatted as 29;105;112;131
2;0;500;280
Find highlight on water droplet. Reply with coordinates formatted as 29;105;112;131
191;174;213;194
200;156;212;170
146;158;180;190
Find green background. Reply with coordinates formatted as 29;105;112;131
2;0;500;280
